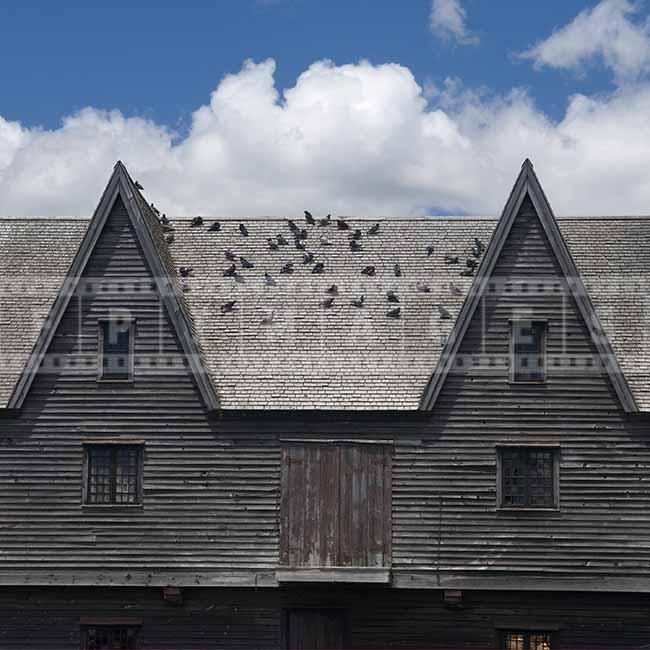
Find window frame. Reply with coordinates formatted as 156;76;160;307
80;621;141;650
496;444;560;512
497;628;555;650
82;442;144;508
97;317;135;383
509;319;548;384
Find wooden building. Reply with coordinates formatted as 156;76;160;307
0;160;649;648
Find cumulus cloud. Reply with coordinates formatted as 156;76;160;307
430;0;478;45
3;58;650;217
521;0;650;82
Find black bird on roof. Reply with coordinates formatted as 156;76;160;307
223;264;237;277
295;238;306;251
312;262;325;274
387;307;401;319
361;265;375;276
166;232;174;245
239;223;249;237
277;234;289;246
466;258;479;271
471;243;482;259
394;263;402;277
225;249;236;262
221;300;237;314
191;216;204;227
150;203;159;216
449;282;463;296
416;282;431;293
386;290;399;303
304;211;316;225
444;253;459;265
208;221;221;232
321;297;335;309
351;229;363;241
474;237;486;254
240;256;254;269
318;214;331;227
326;284;338;295
351;295;365;308
264;272;276;287
350;240;362;252
302;252;314;264
438;305;452;320
337;218;350;230
287;219;300;234
261;311;275;326
268;238;279;251
135;180;144;190
426;244;435;257
179;266;193;277
280;262;294;274
367;223;380;236
160;214;170;225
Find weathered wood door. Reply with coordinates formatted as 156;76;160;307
284;608;347;650
280;443;391;567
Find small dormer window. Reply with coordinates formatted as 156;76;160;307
510;320;546;383
98;318;134;381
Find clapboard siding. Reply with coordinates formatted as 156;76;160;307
0;586;648;649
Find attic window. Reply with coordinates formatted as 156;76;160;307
510;320;546;383
98;318;134;381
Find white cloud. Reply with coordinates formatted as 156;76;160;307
430;0;478;45
521;0;650;82
4;58;650;217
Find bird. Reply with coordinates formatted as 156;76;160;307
449;282;463;296
367;223;380;236
304;211;316;225
261;311;275;326
240;256;254;269
277;234;289;246
361;266;375;276
387;307;401;319
297;228;308;240
295;238;306;251
438;305;452;320
150;203;160;216
326;284;338;295
319;236;333;247
264;272;276;287
394;263;402;277
220;300;236;314
166;233;174;245
351;229;363;241
160;214;170;226
268;238;279;251
386;290;399;303
416;282;431;293
351;295;365;308
471;243;482;258
135;180;144;190
321;297;335;309
208;221;221;232
239;223;249;237
312;262;325;274
224;249;236;262
318;214;331;227
280;262;294;274
179;266;193;277
302;252;315;264
426;244;435;257
474;237;485;254
191;216;204;227
287;219;300;234
337;219;350;230
223;264;237;277
466;258;479;271
350;240;362;252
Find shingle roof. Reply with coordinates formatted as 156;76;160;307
1;211;650;411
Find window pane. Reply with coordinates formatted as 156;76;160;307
82;626;138;649
87;447;113;504
86;445;141;505
513;321;546;382
531;633;552;650
503;632;525;650
115;447;139;504
528;450;555;507
101;320;131;380
501;448;556;508
502;631;552;650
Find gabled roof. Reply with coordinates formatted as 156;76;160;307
7;162;219;411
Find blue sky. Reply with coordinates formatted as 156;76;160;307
2;0;650;217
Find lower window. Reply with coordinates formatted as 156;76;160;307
500;630;552;650
83;444;143;505
81;625;139;649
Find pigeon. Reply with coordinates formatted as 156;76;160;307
387;307;401;319
277;234;289;246
264;272;276;287
312;262;325;274
416;282;431;293
350;240;362;252
160;214;170;226
351;295;365;308
297;228;308;240
208;221;221;232
326;284;339;295
302;252;315;264
351;229;363;241
394;263;402;277
466;258;479;271
223;264;237;277
337;219;350;230
287;219;300;234
240;256;254;269
225;249;236;262
261;311;275;326
321;297;335;309
318;214;331;227
438;305;452;320
191;216;204;227
471;243;482;258
426;244;435;257
179;266;193;277
295;238;306;251
449;282;463;296
367;223;380;236
268;238;279;251
386;290;400;303
474;237;485;254
239;223;249;237
280;262;295;274
304;211;316;225
166;233;175;245
361;265;376;276
135;180;144;190
150;203;160;216
220;300;237;314
319;236;333;247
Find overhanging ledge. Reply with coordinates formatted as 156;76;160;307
276;567;391;584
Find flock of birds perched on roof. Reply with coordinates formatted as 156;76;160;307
143;186;486;327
